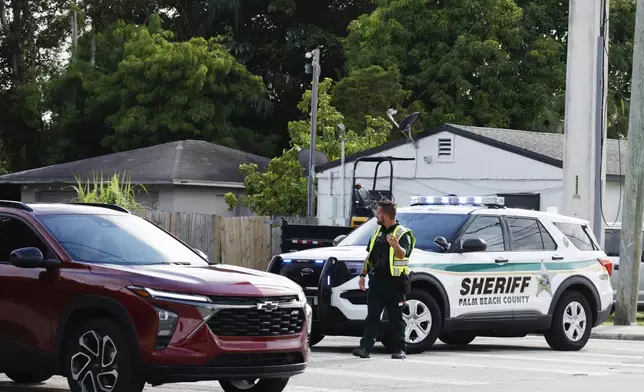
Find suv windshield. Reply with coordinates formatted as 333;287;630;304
338;212;470;252
37;214;209;266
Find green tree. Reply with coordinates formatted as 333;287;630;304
511;0;568;133
0;0;72;171
342;0;571;132
225;77;392;216
289;78;391;160
44;15;268;161
157;0;379;154
606;0;636;139
86;18;266;152
331;65;411;134
225;148;309;216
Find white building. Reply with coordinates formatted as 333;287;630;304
315;123;625;226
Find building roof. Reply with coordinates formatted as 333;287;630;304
0;140;270;187
315;123;627;178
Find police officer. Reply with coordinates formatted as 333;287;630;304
352;199;415;360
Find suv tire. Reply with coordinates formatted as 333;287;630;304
381;288;441;354
545;291;592;351
64;317;145;392
220;377;290;392
4;371;53;384
438;332;476;346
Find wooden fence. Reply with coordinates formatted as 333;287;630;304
134;210;318;270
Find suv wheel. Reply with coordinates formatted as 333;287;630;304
64;318;144;392
4;371;53;384
438;332;476;346
381;289;441;354
545;291;592;351
220;378;290;392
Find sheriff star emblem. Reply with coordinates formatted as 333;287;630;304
535;261;555;297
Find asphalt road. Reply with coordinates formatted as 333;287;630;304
3;335;644;392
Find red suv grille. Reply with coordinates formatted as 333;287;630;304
207;308;305;337
207;295;298;305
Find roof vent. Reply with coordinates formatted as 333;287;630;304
436;135;454;162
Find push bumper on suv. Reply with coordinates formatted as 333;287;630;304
127;287;311;386
267;256;364;336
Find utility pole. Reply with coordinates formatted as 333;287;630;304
561;0;608;246
338;123;346;226
614;0;644;326
306;48;321;217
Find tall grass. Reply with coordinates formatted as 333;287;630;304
72;172;148;211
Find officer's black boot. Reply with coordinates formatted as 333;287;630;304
352;347;370;358
391;350;406;359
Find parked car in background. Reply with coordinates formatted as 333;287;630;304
604;223;644;310
0;201;311;392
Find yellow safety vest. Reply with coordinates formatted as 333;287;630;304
366;224;416;277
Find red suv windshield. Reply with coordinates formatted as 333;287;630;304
36;214;209;266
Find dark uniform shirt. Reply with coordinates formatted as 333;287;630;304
366;222;412;277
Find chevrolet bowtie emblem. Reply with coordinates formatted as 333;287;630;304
257;301;278;312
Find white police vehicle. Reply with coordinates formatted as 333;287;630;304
267;195;614;353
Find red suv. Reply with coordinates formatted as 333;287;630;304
0;201;311;392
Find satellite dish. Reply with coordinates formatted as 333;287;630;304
398;112;420;131
297;149;329;177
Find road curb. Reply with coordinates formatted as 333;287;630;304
590;331;644;341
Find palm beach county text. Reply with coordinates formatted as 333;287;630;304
458;276;532;306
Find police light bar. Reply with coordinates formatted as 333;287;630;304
410;195;505;206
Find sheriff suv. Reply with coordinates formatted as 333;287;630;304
267;195;613;354
0;201;311;392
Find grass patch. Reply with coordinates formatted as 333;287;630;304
603;311;644;326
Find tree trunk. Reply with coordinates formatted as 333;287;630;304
90;25;96;66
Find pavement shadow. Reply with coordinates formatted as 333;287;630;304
0;381;66;391
311;341;552;355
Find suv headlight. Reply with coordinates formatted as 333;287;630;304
127;286;212;304
128;286;212;350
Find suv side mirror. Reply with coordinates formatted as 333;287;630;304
10;247;60;269
434;236;450;251
460;238;487;253
333;234;347;246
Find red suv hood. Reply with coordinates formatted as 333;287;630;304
89;263;302;297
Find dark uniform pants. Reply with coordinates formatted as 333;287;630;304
359;273;406;352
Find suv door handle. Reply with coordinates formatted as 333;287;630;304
495;257;509;263
552;255;564;261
